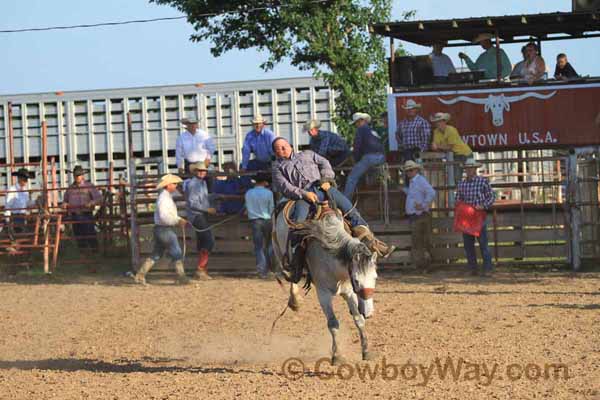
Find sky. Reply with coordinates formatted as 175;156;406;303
1;0;598;95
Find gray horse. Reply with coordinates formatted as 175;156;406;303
273;207;378;364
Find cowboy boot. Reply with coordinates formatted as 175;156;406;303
352;225;396;258
193;249;212;281
173;260;190;285
133;258;154;285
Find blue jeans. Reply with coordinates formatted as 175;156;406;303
71;213;98;250
250;218;273;274
292;186;366;231
151;225;183;262
343;153;385;199
190;212;215;252
463;223;493;272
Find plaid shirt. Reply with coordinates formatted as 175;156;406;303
309;130;349;158
456;175;495;209
395;115;431;151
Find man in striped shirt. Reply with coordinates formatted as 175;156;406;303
456;159;496;276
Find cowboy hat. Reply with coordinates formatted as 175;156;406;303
252;114;267;124
462;159;483;168
401;160;423;171
430;112;451;122
189;162;209;174
303;119;321;131
401;99;422;110
352;112;371;124
13;168;34;180
180;117;199;125
157;173;183;189
472;33;493;44
72;165;87;177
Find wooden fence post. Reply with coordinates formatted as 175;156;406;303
567;150;581;271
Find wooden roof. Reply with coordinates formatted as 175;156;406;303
371;11;600;47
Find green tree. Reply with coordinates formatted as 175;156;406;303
150;0;407;139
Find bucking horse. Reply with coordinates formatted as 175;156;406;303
273;202;378;365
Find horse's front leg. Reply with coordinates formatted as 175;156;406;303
316;287;344;365
341;291;377;361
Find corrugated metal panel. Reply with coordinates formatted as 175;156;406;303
0;77;335;187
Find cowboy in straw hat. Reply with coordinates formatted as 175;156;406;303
182;162;217;280
344;111;386;198
63;165;102;252
241;113;277;172
455;158;496;277
133;174;190;285
458;32;511;79
176;115;215;176
396;99;431;164
305;118;351;167
429;112;472;185
402;160;435;273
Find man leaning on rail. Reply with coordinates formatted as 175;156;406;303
271;137;395;283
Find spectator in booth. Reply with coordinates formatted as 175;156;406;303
395;99;431;163
4;168;35;233
213;162;245;215
430;41;456;83
343;112;386;199
183;162;217;281
241;114;276;172
522;42;546;84
456;159;496;277
305;119;351;167
133;174;190;285
554;53;579;81
176;117;215;175
458;33;511;80
63;166;102;251
402;161;436;274
510;46;528;80
430;112;473;184
244;173;275;279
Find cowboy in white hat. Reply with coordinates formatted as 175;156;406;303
430;112;472;185
176;116;215;176
133;174;190;285
182;162;217;280
305;118;351;167
458;33;511;79
343;111;386;198
402;160;436;273
396;99;431;164
241;114;277;172
456;159;496;277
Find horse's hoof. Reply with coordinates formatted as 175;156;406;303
288;297;300;312
331;355;347;366
362;351;379;361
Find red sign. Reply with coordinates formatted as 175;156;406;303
390;83;600;151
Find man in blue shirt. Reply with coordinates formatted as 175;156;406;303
213;162;245;215
402;161;436;273
343;112;386;199
305;119;351;167
244;173;275;279
241;114;277;172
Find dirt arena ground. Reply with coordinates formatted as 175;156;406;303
1;269;599;399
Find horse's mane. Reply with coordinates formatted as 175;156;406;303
296;213;371;270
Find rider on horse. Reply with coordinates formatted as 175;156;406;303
271;137;395;282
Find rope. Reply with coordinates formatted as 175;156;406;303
187;211;244;233
181;224;187;261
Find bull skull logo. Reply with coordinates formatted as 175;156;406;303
437;91;557;127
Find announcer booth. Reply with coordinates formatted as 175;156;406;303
368;8;600;269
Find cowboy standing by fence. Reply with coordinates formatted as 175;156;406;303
183;162;216;281
305;119;351;168
244;173;275;279
176;117;215;175
63;166;102;251
395;99;431;163
402;161;436;274
456;159;496;277
430;112;473;185
4;168;35;233
133;174;190;285
271;137;394;282
241;114;276;172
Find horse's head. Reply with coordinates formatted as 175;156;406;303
349;242;378;319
